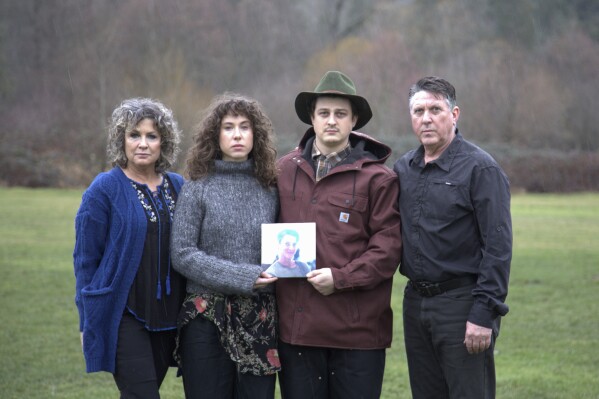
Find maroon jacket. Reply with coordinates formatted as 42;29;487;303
276;129;402;349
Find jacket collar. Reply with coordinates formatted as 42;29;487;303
409;129;464;172
297;127;392;165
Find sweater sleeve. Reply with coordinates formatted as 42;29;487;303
171;181;263;296
73;180;110;332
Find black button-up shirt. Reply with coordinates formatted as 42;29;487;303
394;131;512;327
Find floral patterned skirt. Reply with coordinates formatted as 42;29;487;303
175;292;280;376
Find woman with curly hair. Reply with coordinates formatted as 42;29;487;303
171;93;280;398
74;98;186;398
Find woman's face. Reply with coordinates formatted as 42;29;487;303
219;113;253;162
124;118;161;170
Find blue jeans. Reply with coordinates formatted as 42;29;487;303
403;282;499;399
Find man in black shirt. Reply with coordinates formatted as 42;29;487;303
394;76;512;399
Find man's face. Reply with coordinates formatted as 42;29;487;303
311;96;357;154
409;90;459;154
278;234;298;263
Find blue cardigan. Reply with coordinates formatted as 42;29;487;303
73;167;184;373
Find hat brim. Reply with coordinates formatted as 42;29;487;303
294;92;373;130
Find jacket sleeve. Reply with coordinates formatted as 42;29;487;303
468;164;512;328
167;172;185;193
73;181;110;332
332;172;402;291
170;182;263;295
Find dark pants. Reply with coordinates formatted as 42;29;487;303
403;283;499;399
112;312;177;399
179;316;276;399
278;341;386;399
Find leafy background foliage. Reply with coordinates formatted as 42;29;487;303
1;0;598;191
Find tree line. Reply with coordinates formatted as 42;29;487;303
1;0;597;191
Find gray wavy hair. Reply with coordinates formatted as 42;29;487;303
106;98;181;172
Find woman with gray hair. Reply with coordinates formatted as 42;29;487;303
74;98;186;398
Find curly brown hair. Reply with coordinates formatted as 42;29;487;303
106;98;181;173
185;93;277;187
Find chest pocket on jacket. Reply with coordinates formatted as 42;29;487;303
325;192;369;241
327;192;368;213
424;179;460;222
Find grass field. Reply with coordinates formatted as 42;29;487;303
0;188;598;398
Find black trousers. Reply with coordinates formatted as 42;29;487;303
403;283;499;399
112;312;177;399
278;341;386;399
179;316;276;399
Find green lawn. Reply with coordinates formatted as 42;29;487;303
0;188;598;398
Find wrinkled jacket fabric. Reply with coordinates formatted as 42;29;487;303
276;128;402;349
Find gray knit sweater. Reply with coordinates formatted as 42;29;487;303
171;160;279;296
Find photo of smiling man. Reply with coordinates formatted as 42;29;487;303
263;225;315;278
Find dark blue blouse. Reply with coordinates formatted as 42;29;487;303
126;174;186;331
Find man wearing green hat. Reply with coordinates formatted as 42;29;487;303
274;71;402;398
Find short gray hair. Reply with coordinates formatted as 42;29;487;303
408;76;457;111
106;98;181;172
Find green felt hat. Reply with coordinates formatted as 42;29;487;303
295;71;372;130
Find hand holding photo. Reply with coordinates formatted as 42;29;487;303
261;223;316;278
